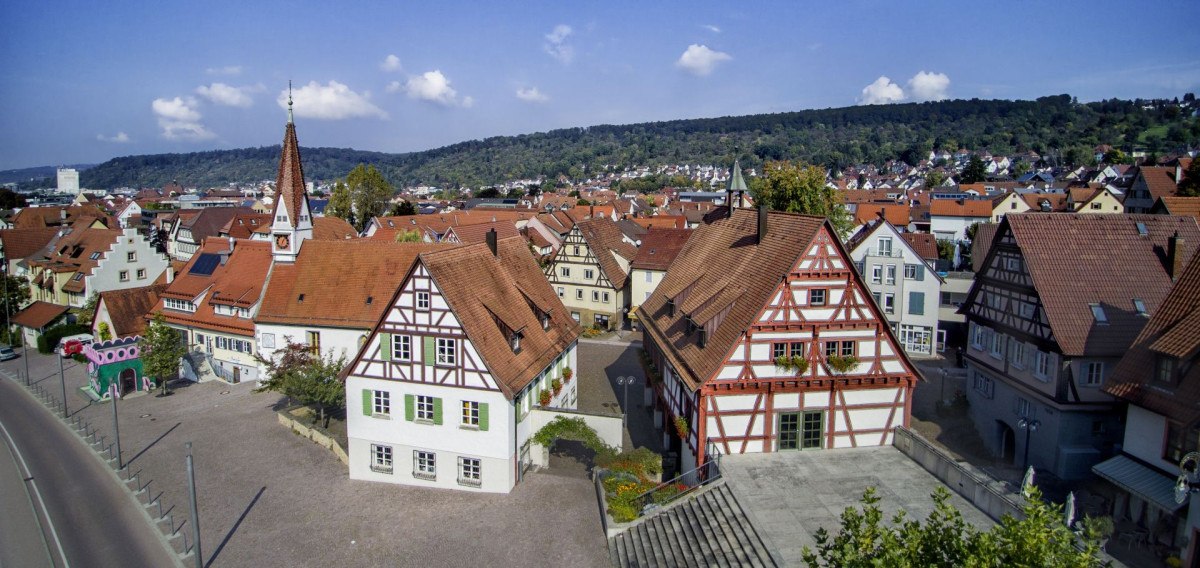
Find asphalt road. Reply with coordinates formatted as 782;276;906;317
0;376;180;568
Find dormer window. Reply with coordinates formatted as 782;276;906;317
1132;298;1147;317
685;317;696;335
698;328;708;348
666;298;675;317
510;331;523;353
1089;304;1108;325
541;311;551;331
1156;356;1178;385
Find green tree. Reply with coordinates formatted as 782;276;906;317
346;164;394;232
97;322;113;341
325;181;354;225
77;293;99;328
0;188;28;209
387;200;416;216
1102;149;1130;165
803;486;1105;567
924;171;947;188
254;340;346;428
1178;159;1200;197
394;229;423;242
960;155;987;184
1012;161;1032;177
0;274;30;345
140;314;187;396
750;160;853;237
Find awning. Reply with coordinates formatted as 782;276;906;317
1092;455;1186;512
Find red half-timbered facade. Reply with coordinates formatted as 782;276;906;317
638;208;920;471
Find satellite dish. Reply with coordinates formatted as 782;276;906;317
1176;475;1191;505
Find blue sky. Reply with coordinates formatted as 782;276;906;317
2;0;1198;170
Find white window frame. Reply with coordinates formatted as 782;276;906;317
584;269;594;280
127;251;136;262
556;286;564;298
370;444;393;474
904;264;917;279
413;450;436;480
885;265;897;285
972;372;994;399
1010;340;1026;369
592;290;600;302
119;270;129;282
373;390;390;416
461;401;480;427
136;268;147;280
971;323;985;349
602;291;610;303
989;330;1003;360
416;291;430;310
416;395;435;421
810;289;827;306
1084;362;1104;386
435;338;456;365
575;289;583;300
560;266;571;277
883;293;895;314
458;456;481;487
393;335;411;360
1034;351;1052;381
878;237;893;256
871;265;882;284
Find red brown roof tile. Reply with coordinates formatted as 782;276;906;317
575;217;637;288
98;284;169;338
631;228;692;271
12;301;69;330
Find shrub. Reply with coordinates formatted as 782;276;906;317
36;323;89;354
674;416;689;439
607;500;639;523
826;354;860;374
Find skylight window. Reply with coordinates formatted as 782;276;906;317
1132;298;1147;316
1089;304;1108;324
1135;222;1148;236
89;252;101;260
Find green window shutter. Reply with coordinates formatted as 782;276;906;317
362;389;373;416
404;394;415;421
908;292;925;315
479;403;489;431
380;333;392;361
424;336;436;365
914;265;925;281
433;398;443;425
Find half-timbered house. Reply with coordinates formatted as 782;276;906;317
543;217;637;330
345;234;582;492
961;213;1199;479
637;207;920;474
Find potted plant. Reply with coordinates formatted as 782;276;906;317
673;416;688;439
552;378;563;395
538;389;552;407
826;354;860;374
1080;515;1114;551
562;366;573;384
774;355;794;369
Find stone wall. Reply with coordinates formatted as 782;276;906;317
892;426;1022;522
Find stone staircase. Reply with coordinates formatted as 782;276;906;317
608;482;776;567
183;351;218;383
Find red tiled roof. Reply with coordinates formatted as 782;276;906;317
575;217;637;288
444;221;519;245
854;203;910;227
273;120;308;229
930;199;992;218
1104;246;1200;425
414;237;582;398
631;228;692;271
0;227;60;261
12;301;69;329
1020;193;1071;212
312;216;357;240
256;240;450;329
1137;166;1180;201
11;205;115;229
970;223;1000;272
992;214;1200;357
98;284;168;338
901;232;939;261
153;239;273;336
220;213;271;239
1156;197;1200;222
630;216;686;230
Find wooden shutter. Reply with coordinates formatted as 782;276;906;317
362;389;373;416
908;292;925;315
433;398;443;425
424;337;436;365
404;394;415;421
914;264;925;281
380;333;392;361
479;403;489;431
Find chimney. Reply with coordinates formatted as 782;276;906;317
757;205;768;243
1168;231;1184;281
589;204;595;219
486;228;498;256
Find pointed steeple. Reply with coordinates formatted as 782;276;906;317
726;159;748;212
271;83;314;262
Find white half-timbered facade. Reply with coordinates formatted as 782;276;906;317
639;208;920;473
346;235;582;493
543;217;637;331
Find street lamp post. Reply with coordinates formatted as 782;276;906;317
1017;417;1041;471
58;353;68;418
185;442;203;568
616;376;636;428
111;387;123;470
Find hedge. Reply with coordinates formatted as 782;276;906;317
36;323;89;354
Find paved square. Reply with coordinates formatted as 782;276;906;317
720;447;996;565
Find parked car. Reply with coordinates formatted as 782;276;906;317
0;346;17;361
57;334;94;358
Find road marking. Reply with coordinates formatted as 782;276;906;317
0;416;71;568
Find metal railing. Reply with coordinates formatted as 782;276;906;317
633;443;723;517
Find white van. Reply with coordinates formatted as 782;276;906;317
57;333;95;357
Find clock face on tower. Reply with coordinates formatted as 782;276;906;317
275;234;291;250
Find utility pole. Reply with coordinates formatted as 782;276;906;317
185;442;203;568
58;354;68;418
111;387;122;469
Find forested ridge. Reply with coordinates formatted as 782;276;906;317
45;95;1200;190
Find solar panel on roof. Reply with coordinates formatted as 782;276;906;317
189;253;221;276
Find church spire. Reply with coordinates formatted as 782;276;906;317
287;80;294;125
271;84;313;262
727;158;748;211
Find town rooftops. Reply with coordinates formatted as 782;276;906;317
257;240;451;329
637;209;827;390
930;198;992;218
98;284;169;338
155;238;273;335
1154;196;1200;222
970;223;1000;272
630;228;692;271
1104;246;1200;426
978;213;1200;357
12;300;69;330
415;237;582;398
1136;166;1181;201
0;227;61;262
575;217;638;289
901;232;939;262
853;203;910;227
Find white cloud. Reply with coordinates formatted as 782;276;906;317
702;24;721;33
675;44;732;76
280;81;388;120
859;76;906;105
401;70;471;107
205;65;242;76
516;87;549;103
544;24;574;64
97;131;130;143
385;81;403;93
195;82;255;107
907;71;950;101
152;97;215;140
380;54;402;72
